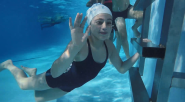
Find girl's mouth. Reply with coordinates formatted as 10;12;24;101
100;32;107;34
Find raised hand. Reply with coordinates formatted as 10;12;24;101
69;13;91;47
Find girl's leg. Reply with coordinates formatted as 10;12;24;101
20;65;37;77
0;60;50;91
19;66;68;102
35;88;68;102
0;60;68;102
20;66;68;102
115;17;130;59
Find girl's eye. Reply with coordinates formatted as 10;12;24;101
96;21;112;25
97;21;103;25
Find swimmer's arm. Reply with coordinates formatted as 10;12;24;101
108;41;140;74
50;41;81;78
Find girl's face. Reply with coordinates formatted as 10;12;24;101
90;13;112;41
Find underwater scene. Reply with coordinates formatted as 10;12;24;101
0;0;185;102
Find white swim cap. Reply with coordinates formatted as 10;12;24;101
86;3;112;25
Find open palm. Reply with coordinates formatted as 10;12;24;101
69;13;90;47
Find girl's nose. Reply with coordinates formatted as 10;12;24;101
102;22;107;29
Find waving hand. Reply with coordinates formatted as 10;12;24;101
69;13;91;47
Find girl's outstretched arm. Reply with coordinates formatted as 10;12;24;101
50;13;90;78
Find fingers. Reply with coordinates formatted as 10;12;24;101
73;13;79;28
80;16;87;28
74;13;83;28
69;17;73;30
70;13;87;30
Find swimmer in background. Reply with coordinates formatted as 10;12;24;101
38;15;68;30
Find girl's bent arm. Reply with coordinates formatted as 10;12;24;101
119;53;140;73
50;41;81;78
108;40;140;74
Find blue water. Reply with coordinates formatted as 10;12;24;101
0;0;134;102
0;0;185;102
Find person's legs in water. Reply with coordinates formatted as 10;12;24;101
41;23;55;30
40;17;62;30
132;19;142;38
34;87;68;102
38;16;52;23
19;65;68;102
115;17;130;59
20;65;37;77
0;60;68;102
0;60;50;90
127;6;143;38
103;0;130;59
112;0;130;12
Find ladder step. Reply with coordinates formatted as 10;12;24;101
131;38;165;59
129;67;150;102
133;0;156;10
171;72;185;89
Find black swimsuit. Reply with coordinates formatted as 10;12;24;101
104;0;133;31
45;39;108;92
